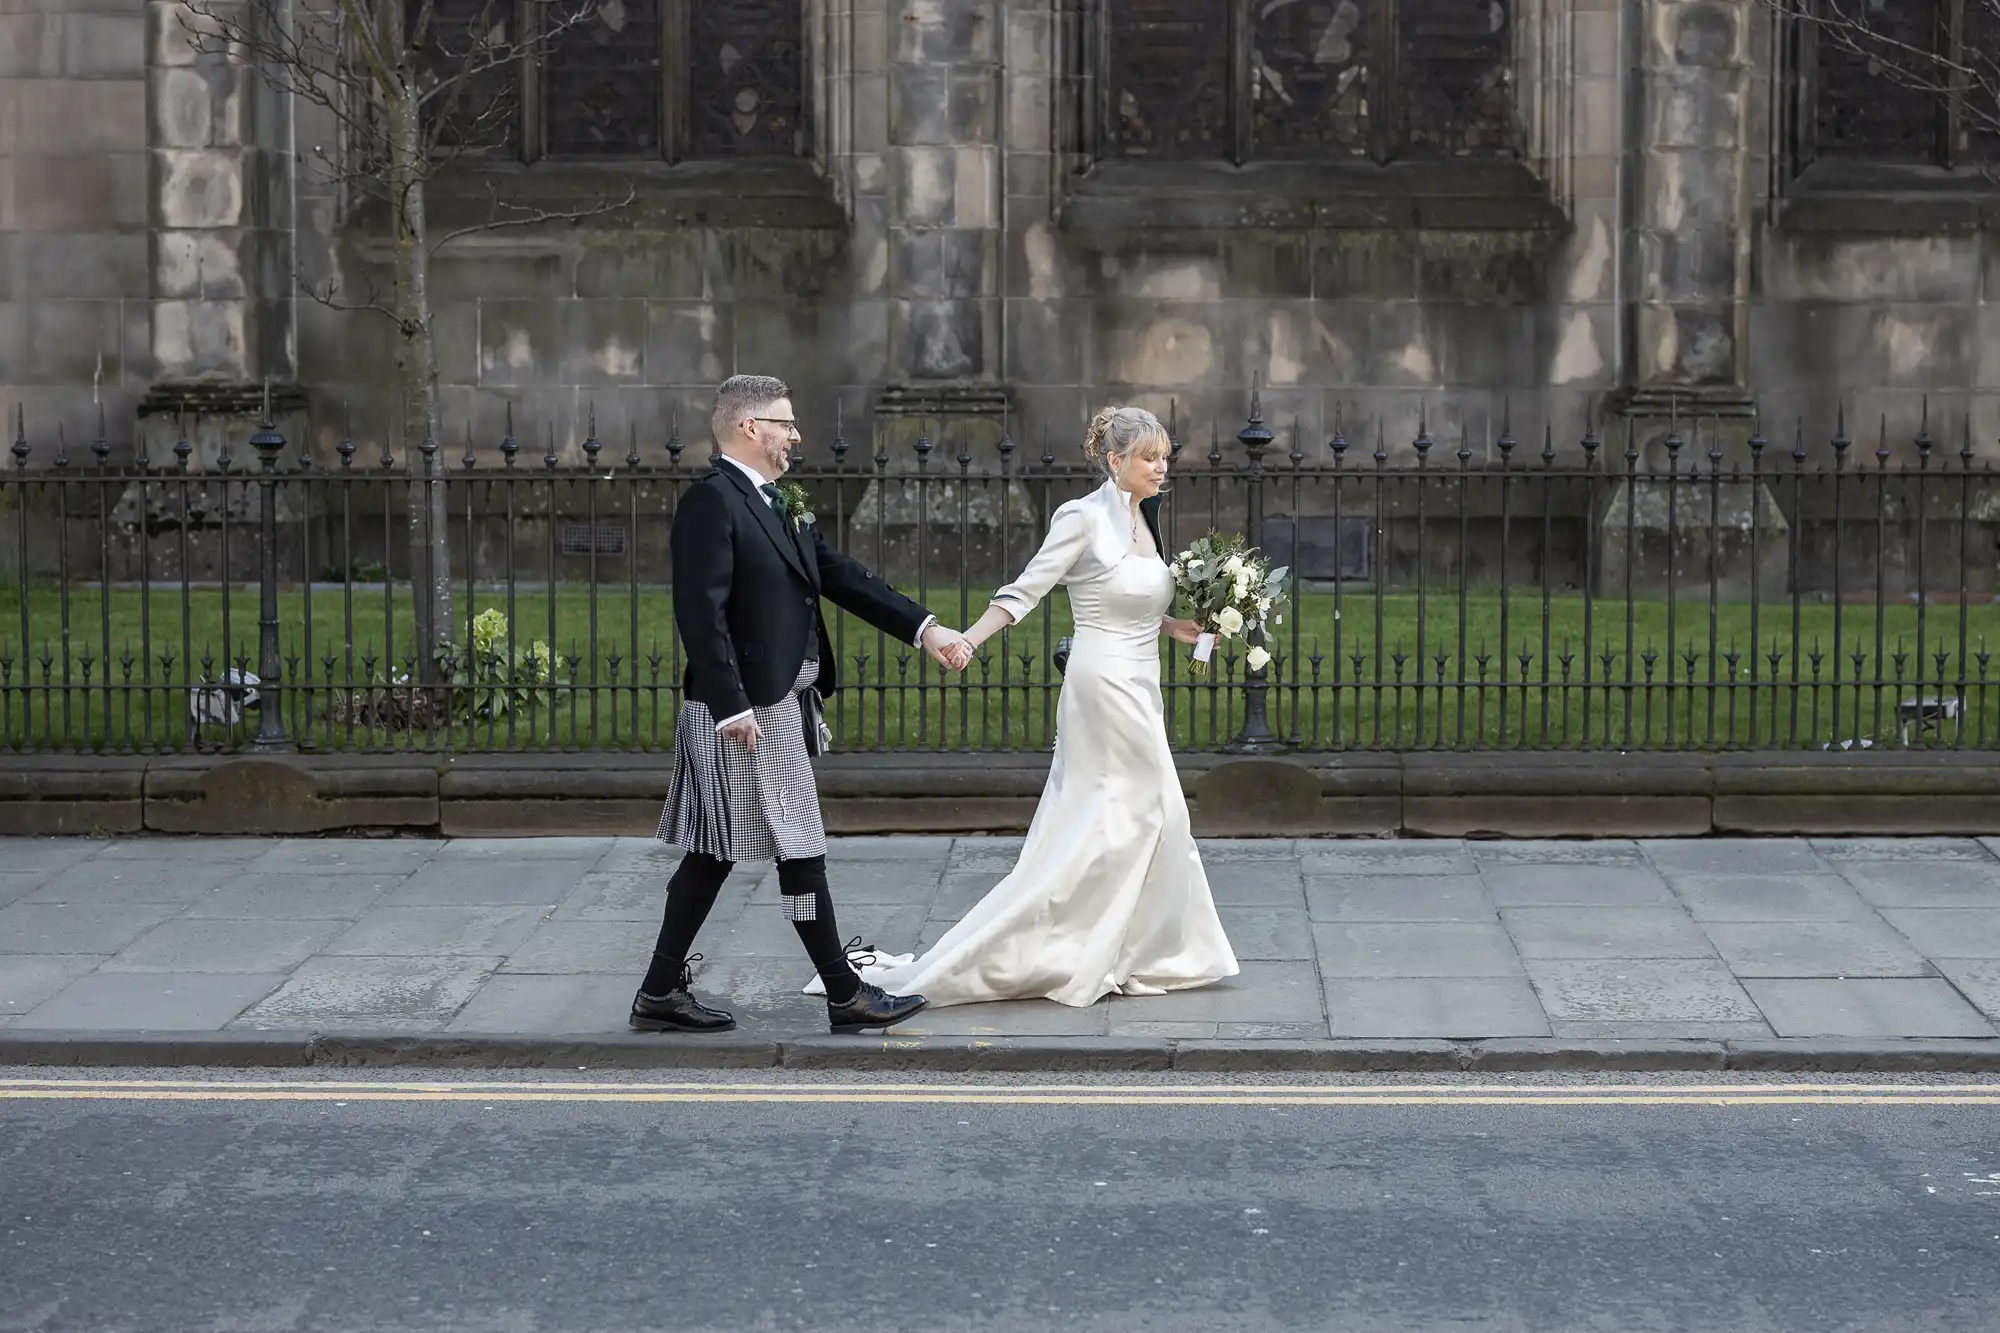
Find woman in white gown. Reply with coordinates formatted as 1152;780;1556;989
810;406;1239;1008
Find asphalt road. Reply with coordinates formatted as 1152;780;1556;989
3;1072;1999;1332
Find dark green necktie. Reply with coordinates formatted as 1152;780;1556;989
759;482;787;517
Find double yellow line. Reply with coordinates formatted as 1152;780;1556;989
3;1079;2000;1107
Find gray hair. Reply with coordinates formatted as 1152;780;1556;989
1083;405;1170;474
711;374;791;447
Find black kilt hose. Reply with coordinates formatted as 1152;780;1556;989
659;462;933;866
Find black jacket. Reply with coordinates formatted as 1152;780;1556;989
672;461;932;718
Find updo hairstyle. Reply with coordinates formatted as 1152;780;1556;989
1082;406;1171;476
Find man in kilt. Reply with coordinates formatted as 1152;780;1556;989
633;375;970;1035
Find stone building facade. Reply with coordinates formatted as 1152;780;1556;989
1;0;1995;466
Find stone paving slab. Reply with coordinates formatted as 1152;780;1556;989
1;835;1999;1067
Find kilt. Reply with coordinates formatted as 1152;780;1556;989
659;659;826;863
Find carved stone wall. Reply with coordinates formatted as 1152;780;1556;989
0;0;153;441
5;0;2000;476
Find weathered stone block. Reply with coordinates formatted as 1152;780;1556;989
145;757;439;835
0;759;143;836
1574;9;1619;78
1598;474;1790;600
1006;74;1048;153
1640;229;1739;304
894;0;993;65
17;298;121;380
155;229;240;298
1361;301;1442;387
149;0;204;68
17;75;144;151
10;150;146;229
1861;304;1976;389
152;297;246;377
889;64;952;145
1086;244;1226;301
1402;753;1714;838
841;298;891;383
948;69;996;143
1666;1;1741;69
157;147;243;228
1249;301;1347;386
891;146;958;228
1547;304;1613;387
954;145;998;229
735;300;826;379
1312;232;1418;301
1635;304;1741;386
889;227;992;300
1766;235;1978;305
1415;233;1550;305
1219;232;1311;299
1005;4;1051;76
5;232;147;298
1433;304;1540;388
1004;298;1090;387
64;12;145;77
1189;759;1321;835
0;16;60;77
477;299;561;387
1094;298;1226;387
558;299;648;386
574;234;707;300
645;300;733;386
896;298;982;379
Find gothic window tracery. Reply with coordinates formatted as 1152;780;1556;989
1105;0;1517;164
1801;0;1996;170
409;0;807;163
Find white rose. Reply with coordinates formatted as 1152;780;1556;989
1216;605;1245;636
1257;597;1272;617
1222;554;1245;575
1246;645;1271;671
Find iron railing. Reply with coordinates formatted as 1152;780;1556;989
4;393;1999;756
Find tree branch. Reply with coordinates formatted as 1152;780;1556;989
1766;0;2000;144
299;272;402;325
428;179;640;257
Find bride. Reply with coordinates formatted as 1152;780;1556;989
809;406;1239;1008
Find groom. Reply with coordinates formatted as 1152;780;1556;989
634;374;968;1035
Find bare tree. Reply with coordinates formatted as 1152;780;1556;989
179;0;634;678
1768;1;2000;155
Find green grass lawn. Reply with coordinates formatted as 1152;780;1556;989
5;579;2000;752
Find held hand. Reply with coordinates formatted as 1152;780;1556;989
719;715;762;752
923;624;974;673
1162;617;1205;646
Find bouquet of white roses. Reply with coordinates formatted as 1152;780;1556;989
1167;532;1289;677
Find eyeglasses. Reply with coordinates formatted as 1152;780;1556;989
750;417;801;433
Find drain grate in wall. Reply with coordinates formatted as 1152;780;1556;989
560;523;627;556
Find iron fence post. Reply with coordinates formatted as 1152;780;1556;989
249;385;291;752
1225;389;1284;754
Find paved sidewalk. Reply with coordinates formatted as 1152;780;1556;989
4;835;2000;1067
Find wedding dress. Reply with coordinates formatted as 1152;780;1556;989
807;478;1239;1008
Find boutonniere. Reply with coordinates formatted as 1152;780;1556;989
776;481;815;531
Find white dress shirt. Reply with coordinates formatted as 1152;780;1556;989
711;452;936;730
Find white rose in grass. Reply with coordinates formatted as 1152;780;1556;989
1215;605;1245;636
1246;645;1272;672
